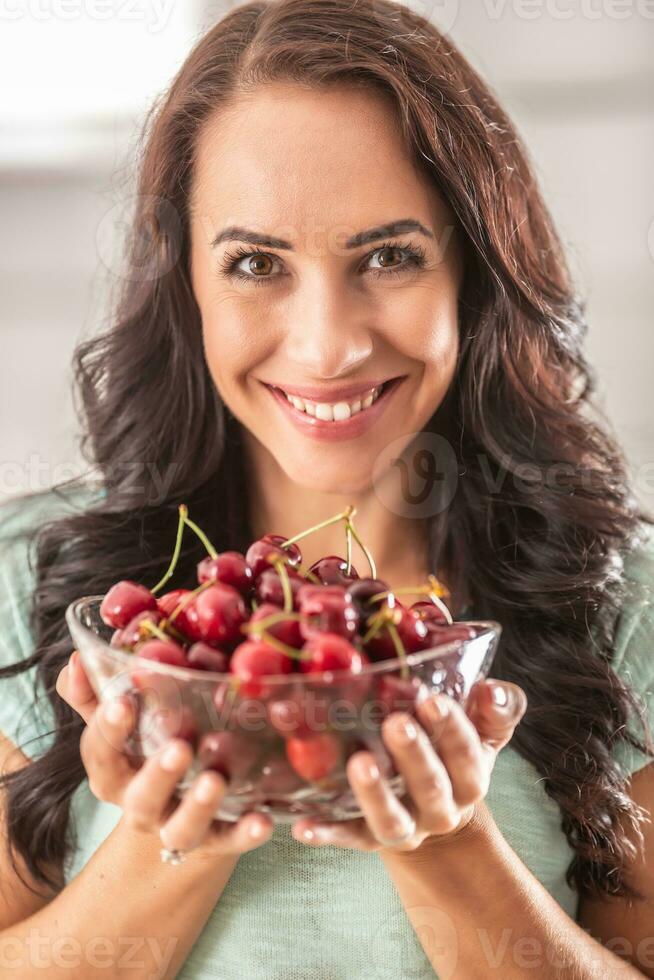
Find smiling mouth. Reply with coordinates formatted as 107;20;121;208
264;378;402;422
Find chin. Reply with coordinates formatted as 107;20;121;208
278;452;376;496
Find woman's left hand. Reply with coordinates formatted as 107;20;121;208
291;677;527;852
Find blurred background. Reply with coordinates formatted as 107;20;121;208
1;0;652;508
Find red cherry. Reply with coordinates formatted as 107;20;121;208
256;755;304;796
299;633;367;674
134;638;189;668
100;580;157;629
197;552;253;595
423;623;478;647
254;568;305;609
366;607;429;660
411;600;449;627
286;733;341;781
229;639;294;697
364;629;396;661
198;730;260;781
346;578;392;619
194;583;248;646
297;584;360;640
245;534;302;578
376;674;421;716
157;589;204;642
249;602;303;648
308;556;359;586
120;609;164;650
398;608;431;652
186;642;229;673
267;689;332;738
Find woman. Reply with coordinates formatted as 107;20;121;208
1;0;653;975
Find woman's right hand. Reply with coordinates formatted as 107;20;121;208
56;650;274;857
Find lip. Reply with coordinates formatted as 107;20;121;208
262;376;406;442
260;378;397;403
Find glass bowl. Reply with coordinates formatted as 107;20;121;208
66;595;501;822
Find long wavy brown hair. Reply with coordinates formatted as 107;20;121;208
2;0;653;903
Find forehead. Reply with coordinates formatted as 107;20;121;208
189;83;449;241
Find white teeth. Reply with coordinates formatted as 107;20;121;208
332;402;351;421
280;383;385;420
315;402;334;421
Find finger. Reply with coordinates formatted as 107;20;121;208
204;812;275;855
121;739;196;833
291;816;378;849
416;695;489;807
57;651;98;724
381;712;458;832
465;679;528;751
80;696;139;803
345;751;417;849
161;807;274;856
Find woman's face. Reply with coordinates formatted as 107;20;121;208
189;83;463;494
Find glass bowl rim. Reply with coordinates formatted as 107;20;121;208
66;594;502;687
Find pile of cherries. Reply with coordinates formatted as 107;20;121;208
99;505;477;783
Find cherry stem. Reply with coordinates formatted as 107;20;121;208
386;621;409;680
282;506;355;549
370;579;453;625
150;505;187;596
182;510;218;559
345;517;377;579
257;629;309;661
138;619;172;645
426;575;453;625
300;567;321;584
142;617;186;645
241;610;304;634
163;579;212;627
345;524;353;575
271;556;293;613
361;603;398;645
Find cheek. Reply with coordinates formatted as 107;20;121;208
200;299;274;391
381;284;460;368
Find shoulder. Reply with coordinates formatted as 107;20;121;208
0;483;103;756
0;481;105;621
0;482;103;544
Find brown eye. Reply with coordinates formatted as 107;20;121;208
376;246;403;268
248;254;274;276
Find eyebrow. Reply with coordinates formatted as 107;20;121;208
210;218;435;251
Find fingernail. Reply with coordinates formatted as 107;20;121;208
302;827;315;841
194;774;218;804
429;693;450;720
359;761;380;785
160;741;187;771
490;683;509;708
398;718;418;742
249;821;264;839
69;651;78;669
104;700;127;725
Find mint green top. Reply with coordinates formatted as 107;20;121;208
2;486;654;979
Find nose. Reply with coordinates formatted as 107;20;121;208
282;276;374;379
